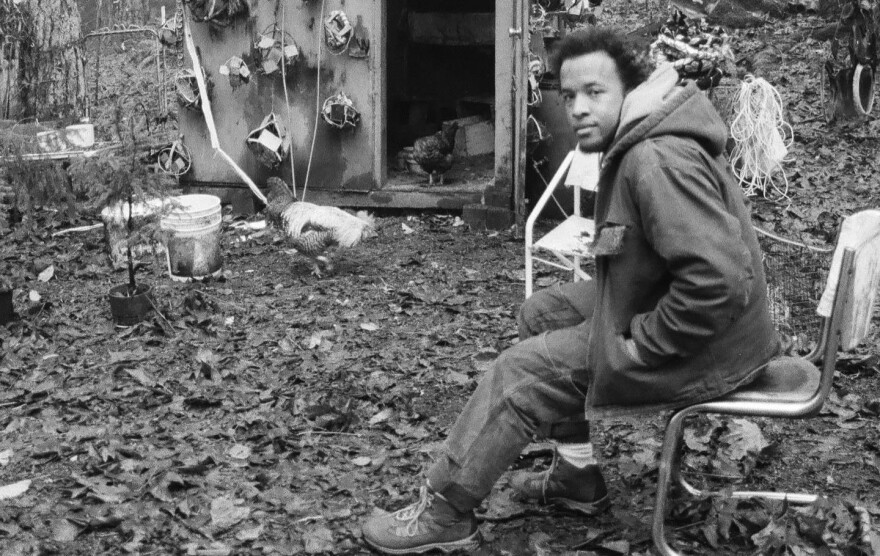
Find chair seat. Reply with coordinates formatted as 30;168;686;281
719;356;820;404
533;215;596;258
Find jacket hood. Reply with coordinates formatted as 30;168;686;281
604;65;728;162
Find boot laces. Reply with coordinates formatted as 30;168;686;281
394;486;435;537
540;450;560;504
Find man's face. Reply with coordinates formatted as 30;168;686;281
560;51;626;153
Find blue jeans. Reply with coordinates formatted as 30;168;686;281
426;280;596;512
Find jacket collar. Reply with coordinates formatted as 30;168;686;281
602;69;703;166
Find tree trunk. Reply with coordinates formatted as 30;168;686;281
0;46;21;120
18;0;86;121
0;3;26;118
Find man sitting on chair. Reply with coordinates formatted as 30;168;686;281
361;26;780;554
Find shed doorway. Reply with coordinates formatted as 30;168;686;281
385;0;497;188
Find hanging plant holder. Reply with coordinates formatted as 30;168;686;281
253;28;299;75
566;0;587;20
158;14;181;47
246;113;291;169
561;0;599;25
528;54;545;107
536;0;566;11
175;68;210;110
526;115;551;155
321;92;361;130
347;16;370;59
324;10;353;54
529;4;557;38
219;56;251;88
184;0;253;27
158;140;193;177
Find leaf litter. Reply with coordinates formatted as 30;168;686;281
1;6;880;556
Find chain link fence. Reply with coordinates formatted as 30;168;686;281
1;0;182;138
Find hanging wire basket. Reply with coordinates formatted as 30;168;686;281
528;54;545;107
348;19;370;59
321;92;361;130
529;3;556;37
157;139;193;176
175;68;211;110
184;0;253;27
324;10;353;54
220;56;251;88
246;112;291;168
253;27;299;76
158;13;181;47
526;115;551;155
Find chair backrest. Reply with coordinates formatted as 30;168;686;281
755;228;834;361
816;209;880;350
758;210;880;414
564;150;601;191
814;246;856;411
756;210;880;359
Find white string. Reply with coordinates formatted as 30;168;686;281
302;0;327;202
279;3;297;198
728;75;793;204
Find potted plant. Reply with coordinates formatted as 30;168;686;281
69;108;175;327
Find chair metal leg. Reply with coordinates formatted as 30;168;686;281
726;490;819;504
675;466;705;498
677;470;817;504
525;248;534;298
653;410;688;556
655;409;822;556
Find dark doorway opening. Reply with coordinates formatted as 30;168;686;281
385;0;496;187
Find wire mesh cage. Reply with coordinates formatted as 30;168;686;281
756;228;834;356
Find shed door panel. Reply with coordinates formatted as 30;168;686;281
180;0;380;195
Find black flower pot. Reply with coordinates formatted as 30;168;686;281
108;284;154;327
0;289;13;325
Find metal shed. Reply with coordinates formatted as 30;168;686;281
179;0;533;228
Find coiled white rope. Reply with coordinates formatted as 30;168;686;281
728;75;793;203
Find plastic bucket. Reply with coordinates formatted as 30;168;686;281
65;123;95;149
161;194;223;282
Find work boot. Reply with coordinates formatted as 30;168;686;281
510;454;611;516
362;486;481;555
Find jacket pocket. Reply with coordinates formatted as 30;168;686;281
606;333;648;373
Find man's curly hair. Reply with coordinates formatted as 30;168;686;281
550;27;651;92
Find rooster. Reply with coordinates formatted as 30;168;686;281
412;121;459;186
264;177;376;276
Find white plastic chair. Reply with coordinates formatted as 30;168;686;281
524;150;601;298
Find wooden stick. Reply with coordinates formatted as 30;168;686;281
51;223;103;236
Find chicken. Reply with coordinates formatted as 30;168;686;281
264;177;376;276
412;121;459;186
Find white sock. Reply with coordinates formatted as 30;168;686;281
556;442;596;469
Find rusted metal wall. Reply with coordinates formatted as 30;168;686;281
180;0;380;196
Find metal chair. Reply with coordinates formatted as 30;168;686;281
652;211;880;555
524;150;601;298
